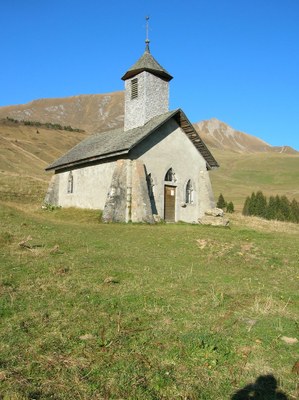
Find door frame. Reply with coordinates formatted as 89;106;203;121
164;184;176;222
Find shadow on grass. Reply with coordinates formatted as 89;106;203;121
231;374;288;399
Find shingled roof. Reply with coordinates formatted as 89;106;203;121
46;109;219;172
121;47;173;82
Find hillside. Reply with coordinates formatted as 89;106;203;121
194;118;298;154
0;119;298;211
0;120;89;204
0;93;298;210
0;92;124;134
209;149;299;209
0;93;297;154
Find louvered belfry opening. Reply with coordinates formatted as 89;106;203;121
131;78;138;99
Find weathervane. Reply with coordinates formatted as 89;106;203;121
145;16;150;52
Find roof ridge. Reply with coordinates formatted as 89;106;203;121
45;109;219;172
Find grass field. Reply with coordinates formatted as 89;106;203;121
210;150;299;211
0;194;298;399
0;124;298;398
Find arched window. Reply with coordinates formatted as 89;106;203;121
165;168;176;182
185;179;193;204
67;171;73;194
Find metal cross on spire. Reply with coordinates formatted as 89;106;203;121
145;16;150;53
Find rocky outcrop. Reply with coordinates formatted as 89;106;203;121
204;208;224;217
198;208;229;226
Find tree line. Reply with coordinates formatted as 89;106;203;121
216;191;299;224
5;117;84;132
242;191;299;223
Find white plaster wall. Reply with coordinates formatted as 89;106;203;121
124;71;169;130
131;119;215;222
57;162;116;209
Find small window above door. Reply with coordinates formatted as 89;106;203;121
165;168;176;182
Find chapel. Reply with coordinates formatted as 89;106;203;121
45;32;219;223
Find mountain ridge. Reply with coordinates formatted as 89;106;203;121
0;93;297;154
194;118;298;155
0;92;124;134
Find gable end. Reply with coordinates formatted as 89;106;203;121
174;110;219;170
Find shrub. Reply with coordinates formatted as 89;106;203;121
42;203;61;211
226;201;234;213
217;193;226;209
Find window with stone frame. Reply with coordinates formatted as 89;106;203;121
185;179;193;204
67;171;74;194
165;168;176;182
131;78;138;99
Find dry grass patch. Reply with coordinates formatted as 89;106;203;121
229;212;299;234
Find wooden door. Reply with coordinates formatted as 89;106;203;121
164;185;176;222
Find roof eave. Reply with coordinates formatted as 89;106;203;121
175;109;219;169
45;109;219;172
121;68;173;82
45;149;129;172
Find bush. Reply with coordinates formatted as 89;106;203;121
226;201;234;213
42;203;61;211
242;196;250;216
216;194;226;209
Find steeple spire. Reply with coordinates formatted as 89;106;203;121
145;16;150;53
122;18;173;130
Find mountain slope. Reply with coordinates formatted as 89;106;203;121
0;92;124;134
194;118;298;154
0;120;89;204
0;119;298;210
1;93;297;154
209;149;299;209
0;93;298;209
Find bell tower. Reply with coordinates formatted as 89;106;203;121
121;17;173;131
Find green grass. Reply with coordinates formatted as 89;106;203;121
1;114;298;398
0;174;48;205
210;151;299;210
0;202;298;399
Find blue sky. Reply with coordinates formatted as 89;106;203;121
1;0;298;150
